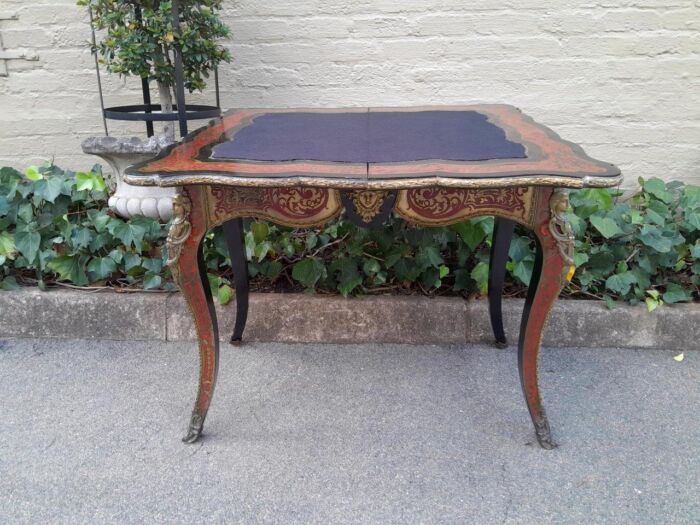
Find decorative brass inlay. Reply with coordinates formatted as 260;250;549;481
548;189;575;281
166;191;192;267
348;190;391;223
205;186;342;228
395;186;536;227
124;172;624;191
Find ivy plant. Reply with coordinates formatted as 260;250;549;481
0;165;171;291
568;179;700;309
1;164;698;311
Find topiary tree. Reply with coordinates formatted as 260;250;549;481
78;0;231;140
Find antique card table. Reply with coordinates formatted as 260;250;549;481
125;105;621;448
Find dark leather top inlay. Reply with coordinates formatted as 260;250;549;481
211;111;527;163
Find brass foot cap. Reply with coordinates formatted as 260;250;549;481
182;429;202;444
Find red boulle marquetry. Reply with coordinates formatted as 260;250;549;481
125;105;621;449
125;105;620;186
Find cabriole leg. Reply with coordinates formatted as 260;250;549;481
168;187;220;444
223;218;249;345
518;188;574;449
488;217;515;348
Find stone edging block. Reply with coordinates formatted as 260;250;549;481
0;289;697;350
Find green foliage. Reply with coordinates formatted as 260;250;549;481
78;0;231;93
570;178;699;308
1;165;698;309
0;165;171;290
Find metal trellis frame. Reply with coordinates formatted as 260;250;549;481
89;0;222;138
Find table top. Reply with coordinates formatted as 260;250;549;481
124;105;621;190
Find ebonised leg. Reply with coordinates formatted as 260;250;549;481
223;218;249;345
488;217;515;348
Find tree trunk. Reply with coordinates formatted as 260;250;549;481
157;81;176;143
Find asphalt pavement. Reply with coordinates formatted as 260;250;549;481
0;338;697;524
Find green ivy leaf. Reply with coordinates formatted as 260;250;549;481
33;175;65;203
251;221;269;244
512;257;534;286
47;255;89;285
638;225;673;253
71;227;95;249
141;257;163;274
686;208;700;231
605;271;637;295
0;231;16;260
645;296;660;312
331;257;362;296
292;257;325;290
254;240;271;262
15;230;41;264
143;272;163;290
87;256;117;280
453;268;471;291
262;260;283;279
569;188;613;219
627;209;644;225
662;283;690;304
451;221;486;250
108;249;124;264
0;276;19;290
16;202;33;223
75;171;106;192
509;236;534;263
470;261;489;295
690;242;700;259
416;245;443;268
573;252;589;267
590;215;623;239
0;195;9;217
681;185;700;209
108;220;147;251
420;266;441;288
362;258;381;275
24;166;43;181
88;210;112;233
89;232;111;252
644;208;665;227
217;283;234;304
305;232;318;251
643;177;673;203
123;252;142;271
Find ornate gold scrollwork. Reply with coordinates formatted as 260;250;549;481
206;186;341;228
348;190;391;223
548;189;575;281
166;191;192;267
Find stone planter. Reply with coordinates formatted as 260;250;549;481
82;136;176;222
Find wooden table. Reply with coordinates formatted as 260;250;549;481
125;105;621;448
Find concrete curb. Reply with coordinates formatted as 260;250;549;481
1;288;697;350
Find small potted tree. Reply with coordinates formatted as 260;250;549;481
79;0;231;220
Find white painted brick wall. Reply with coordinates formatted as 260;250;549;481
1;0;699;190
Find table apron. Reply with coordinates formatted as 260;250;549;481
199;185;544;230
